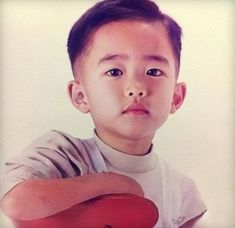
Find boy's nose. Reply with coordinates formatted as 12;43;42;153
125;85;147;98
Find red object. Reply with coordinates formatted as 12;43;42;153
13;194;159;228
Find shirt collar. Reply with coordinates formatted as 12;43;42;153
93;131;158;173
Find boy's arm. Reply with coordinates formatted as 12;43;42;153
0;172;143;221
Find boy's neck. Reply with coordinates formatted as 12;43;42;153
94;129;154;156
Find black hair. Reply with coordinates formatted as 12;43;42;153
67;0;182;74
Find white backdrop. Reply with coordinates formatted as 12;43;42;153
1;1;234;227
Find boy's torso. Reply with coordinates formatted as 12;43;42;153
1;130;206;227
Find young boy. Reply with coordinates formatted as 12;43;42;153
0;0;207;227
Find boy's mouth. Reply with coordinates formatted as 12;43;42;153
122;103;149;116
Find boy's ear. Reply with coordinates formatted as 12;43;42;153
67;80;90;113
170;82;187;114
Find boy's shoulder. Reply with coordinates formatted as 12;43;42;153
1;130;97;197
156;157;207;225
158;157;194;186
22;130;94;156
27;130;83;148
157;156;202;205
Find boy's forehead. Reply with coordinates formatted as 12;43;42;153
91;20;169;44
73;20;178;78
88;20;175;63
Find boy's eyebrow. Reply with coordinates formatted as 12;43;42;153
143;55;169;65
98;54;128;65
98;53;169;65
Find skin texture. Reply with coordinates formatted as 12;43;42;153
1;173;144;220
1;20;187;222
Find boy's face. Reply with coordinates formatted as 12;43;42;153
69;20;186;147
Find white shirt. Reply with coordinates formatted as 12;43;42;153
1;130;207;227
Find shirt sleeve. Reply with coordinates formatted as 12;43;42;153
0;130;89;198
179;178;207;226
158;158;207;227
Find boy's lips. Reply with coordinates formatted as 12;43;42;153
122;103;149;116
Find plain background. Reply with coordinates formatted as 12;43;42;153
0;0;234;227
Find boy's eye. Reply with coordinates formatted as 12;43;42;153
106;68;123;77
146;68;163;77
